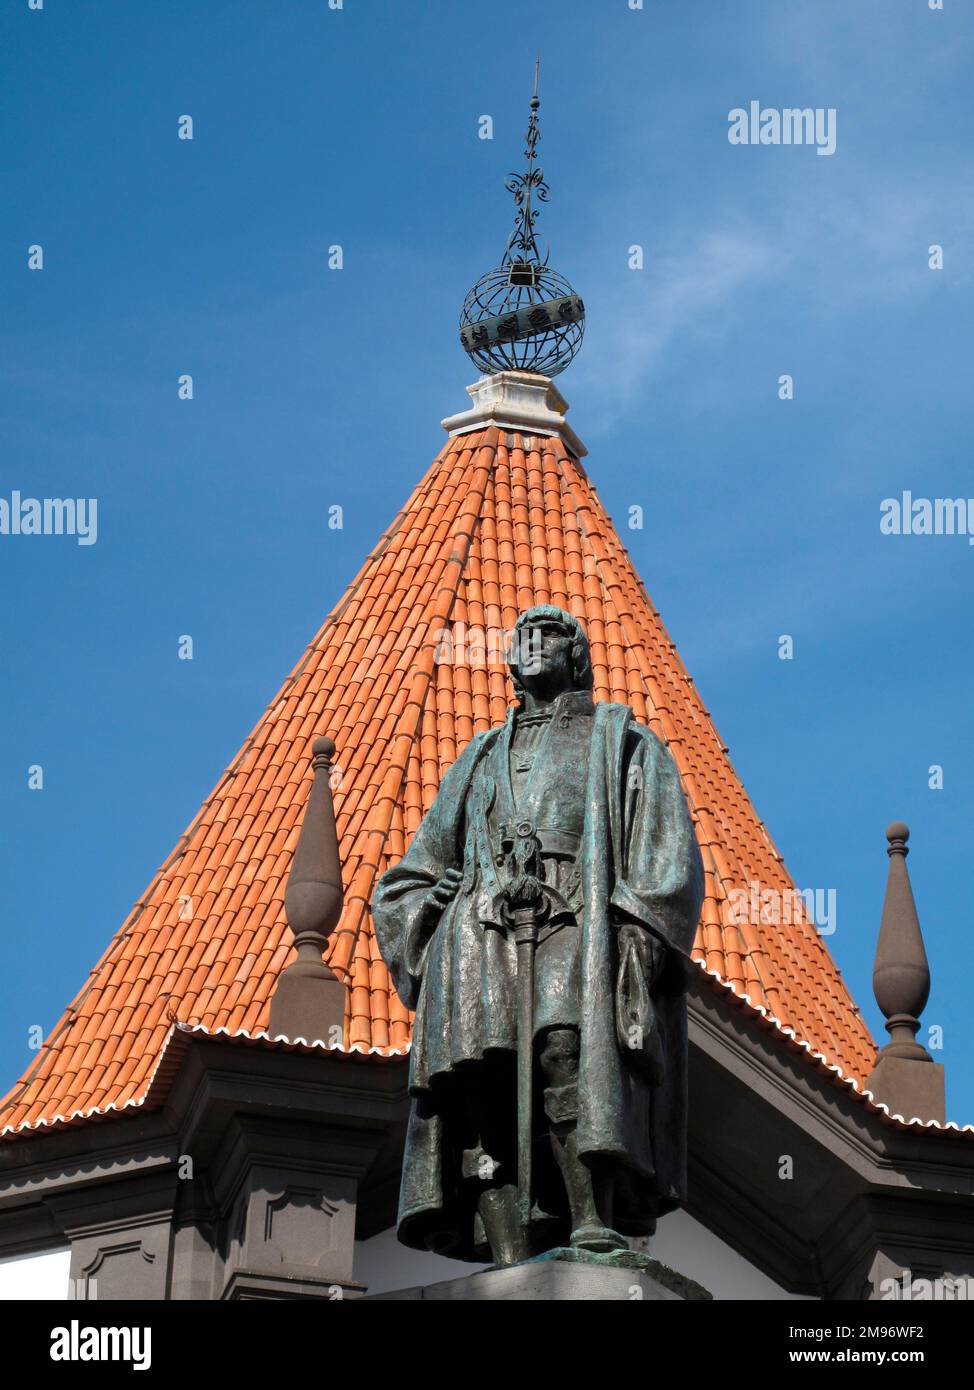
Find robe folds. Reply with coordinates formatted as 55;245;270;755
372;701;704;1259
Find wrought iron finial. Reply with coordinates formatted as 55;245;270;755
501;56;549;269
460;61;584;379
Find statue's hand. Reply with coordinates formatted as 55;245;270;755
506;872;544;911
616;919;665;984
423;868;463;924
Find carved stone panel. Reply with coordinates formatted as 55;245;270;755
221;1162;359;1298
70;1223;172;1301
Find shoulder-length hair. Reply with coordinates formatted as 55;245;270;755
507;604;593;703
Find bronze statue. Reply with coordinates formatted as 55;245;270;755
372;606;704;1266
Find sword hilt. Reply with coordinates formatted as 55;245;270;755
510;901;543;943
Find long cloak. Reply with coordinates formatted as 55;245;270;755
372;701;704;1259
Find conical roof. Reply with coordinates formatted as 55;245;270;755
0;382;876;1136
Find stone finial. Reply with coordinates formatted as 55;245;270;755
873;823;930;1059
268;736;346;1044
865;822;945;1122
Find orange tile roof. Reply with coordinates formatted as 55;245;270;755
0;424;877;1137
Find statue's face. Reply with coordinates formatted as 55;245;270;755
514;619;575;697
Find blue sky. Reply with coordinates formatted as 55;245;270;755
2;1;972;1122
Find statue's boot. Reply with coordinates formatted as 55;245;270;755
478;1185;529;1267
559;1138;628;1254
547;1081;628;1256
569;1219;630;1255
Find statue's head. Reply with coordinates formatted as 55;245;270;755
507;605;593;705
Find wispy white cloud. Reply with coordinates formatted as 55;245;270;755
573;172;973;434
575;223;791;431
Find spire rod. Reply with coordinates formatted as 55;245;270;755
502;58;550;268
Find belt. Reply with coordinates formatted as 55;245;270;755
494;823;580;862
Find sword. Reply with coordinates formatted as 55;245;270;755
512;902;539;1229
502;822;548;1233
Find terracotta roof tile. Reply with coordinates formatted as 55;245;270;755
0;423;878;1138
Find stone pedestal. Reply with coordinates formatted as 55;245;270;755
267;971;347;1048
866;1053;945;1124
441;371;587;459
367;1251;711;1302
